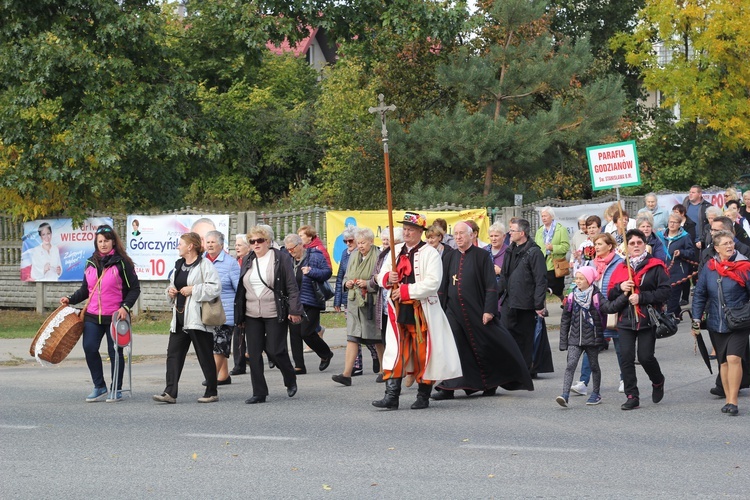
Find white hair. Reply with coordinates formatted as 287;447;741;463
355;227;375;242
489;221;506;234
539;206;556;219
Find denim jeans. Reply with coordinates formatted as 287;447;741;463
82;320;124;390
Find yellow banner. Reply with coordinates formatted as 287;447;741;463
325;209;489;275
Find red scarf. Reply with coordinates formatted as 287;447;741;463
608;256;666;319
593;251;615;277
707;258;750;288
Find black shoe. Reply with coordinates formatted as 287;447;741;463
621;396;640;410
726;404;739;416
411;383;432;410
431;390;455;401
652;378;665;404
721;403;732;413
352;368;363;376
319;353;333;371
332;374;352;386
217;376;232;386
372;358;380;373
481;387;497;397
269;359;275;369
710;386;726;398
230;368;246;376
376;373;384;383
680;299;689;306
202;380;207;386
464;389;478;396
287;384;297;398
245;395;266;404
372;379;401;410
295;367;307;375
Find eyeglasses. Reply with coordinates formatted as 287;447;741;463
508;229;522;233
96;227;112;234
715;241;735;247
248;238;266;245
627;241;645;246
285;246;297;252
344;239;354;243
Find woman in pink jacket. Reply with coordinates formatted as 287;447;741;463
61;225;140;403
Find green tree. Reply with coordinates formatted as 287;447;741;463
613;0;750;150
0;0;210;220
398;0;626;199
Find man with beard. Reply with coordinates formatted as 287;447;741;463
372;212;462;410
498;218;548;370
432;221;534;400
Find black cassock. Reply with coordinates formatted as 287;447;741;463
437;246;534;392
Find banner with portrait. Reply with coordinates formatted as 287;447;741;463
21;217;114;282
127;215;230;280
325;209;489;275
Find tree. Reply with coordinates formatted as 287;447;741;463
613;0;750;150
397;0;627;199
0;0;211;221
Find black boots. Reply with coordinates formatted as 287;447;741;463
411;383;432;410
372;378;402;410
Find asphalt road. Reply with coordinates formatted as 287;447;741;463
2;319;750;498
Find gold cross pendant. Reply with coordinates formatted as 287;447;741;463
452;274;458;285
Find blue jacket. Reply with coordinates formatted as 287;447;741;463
661;229;696;282
646;233;667;263
598;253;623;338
334;249;351;308
692;253;750;333
294;247;332;309
204;250;240;326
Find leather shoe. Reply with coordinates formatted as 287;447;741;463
710;386;726;398
431;390;454;400
295;367;307;375
245;395;267;404
332;374;352;386
217;376;232;386
152;393;176;404
287;384;297;397
319;353;333;371
230;368;246;376
481;387;498;397
197;395;218;403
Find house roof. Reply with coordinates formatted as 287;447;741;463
266;27;319;57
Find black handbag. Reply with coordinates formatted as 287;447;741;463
717;277;750;331
312;280;334;303
646;305;678;339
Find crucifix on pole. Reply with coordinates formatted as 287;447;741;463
369;93;398;270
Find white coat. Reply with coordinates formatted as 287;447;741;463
166;257;221;333
377;242;462;381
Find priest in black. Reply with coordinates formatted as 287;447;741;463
433;222;534;400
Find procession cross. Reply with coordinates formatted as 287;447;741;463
369;94;398;272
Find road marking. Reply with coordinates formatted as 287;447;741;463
460;445;586;453
182;433;305;441
0;424;38;429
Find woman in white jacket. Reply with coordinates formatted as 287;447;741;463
153;232;221;404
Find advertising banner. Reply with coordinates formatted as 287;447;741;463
21;217;113;282
325;209;489;275
127;215;230;280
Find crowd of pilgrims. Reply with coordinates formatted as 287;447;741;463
140;183;750;416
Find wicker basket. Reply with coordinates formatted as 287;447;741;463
29;305;84;364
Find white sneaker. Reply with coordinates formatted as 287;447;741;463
618;380;625;393
570;381;588;396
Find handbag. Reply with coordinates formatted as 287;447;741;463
717;277;750;331
606;313;618;329
312;280;334;302
646;304;677;339
553;257;570;278
199;262;226;326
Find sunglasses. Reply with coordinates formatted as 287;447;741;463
344;239;355;243
248;238;266;245
96;227;113;234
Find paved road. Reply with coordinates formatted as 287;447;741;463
2;310;750;498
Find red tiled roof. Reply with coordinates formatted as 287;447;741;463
266;27;318;57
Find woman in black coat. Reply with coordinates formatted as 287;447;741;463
608;229;671;411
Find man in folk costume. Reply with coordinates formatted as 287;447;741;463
372;212;462;410
432;222;534;400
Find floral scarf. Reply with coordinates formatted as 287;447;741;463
573;285;595;327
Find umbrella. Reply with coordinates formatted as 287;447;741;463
694;332;713;374
681;309;713;374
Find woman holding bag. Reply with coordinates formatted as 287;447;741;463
61;224;140;403
153;232;221;404
534;206;570;299
691;230;750;416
